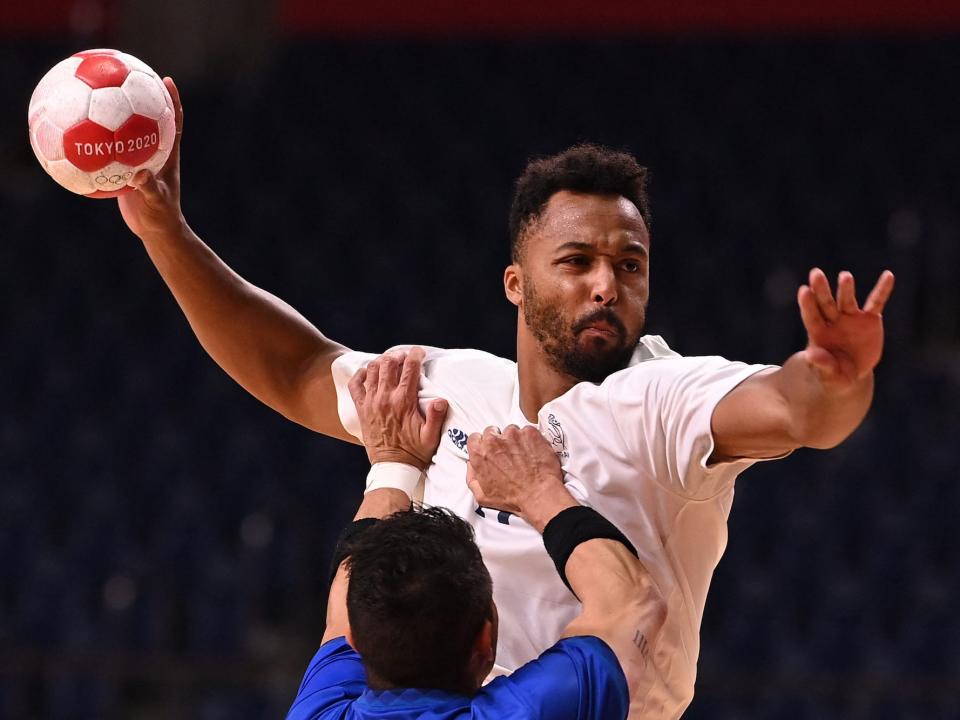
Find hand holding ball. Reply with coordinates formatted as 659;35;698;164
28;49;175;198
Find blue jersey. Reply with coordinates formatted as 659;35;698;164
286;635;628;720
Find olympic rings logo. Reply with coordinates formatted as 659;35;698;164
95;171;134;186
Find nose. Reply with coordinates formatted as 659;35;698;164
590;261;618;306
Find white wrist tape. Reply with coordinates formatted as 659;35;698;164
365;462;424;500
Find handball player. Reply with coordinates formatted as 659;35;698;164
119;79;894;716
287;349;665;719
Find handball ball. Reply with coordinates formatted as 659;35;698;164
28;49;175;198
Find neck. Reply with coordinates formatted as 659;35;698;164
516;328;579;422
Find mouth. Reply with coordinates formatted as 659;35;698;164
579;323;620;340
572;309;628;344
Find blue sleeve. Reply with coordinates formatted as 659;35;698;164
472;636;628;720
286;637;366;720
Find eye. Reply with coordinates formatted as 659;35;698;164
561;255;590;267
620;260;643;273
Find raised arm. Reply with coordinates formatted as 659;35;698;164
466;427;666;712
117;78;352;441
711;268;895;461
323;348;448;643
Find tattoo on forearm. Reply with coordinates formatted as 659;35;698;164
633;630;650;662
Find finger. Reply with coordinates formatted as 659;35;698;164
161;77;183;176
129;169;162;200
808;267;840;322
519;425;547;447
797;286;826;331
502;424;521;439
398;349;423;403
347;368;367;406
836;271;859;314
389;352;406;388
483;426;501;438
467;432;482;456
422;398;449;448
364;360;380;396
466;470;486;504
377;353;402;394
863;270;896;315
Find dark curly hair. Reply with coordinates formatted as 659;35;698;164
508;143;651;262
346;506;493;693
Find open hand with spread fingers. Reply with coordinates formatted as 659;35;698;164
797;268;895;387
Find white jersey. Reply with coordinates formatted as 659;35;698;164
332;336;779;717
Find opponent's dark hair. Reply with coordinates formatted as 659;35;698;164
508;143;651;262
346;506;493;693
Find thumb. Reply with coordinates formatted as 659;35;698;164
422;398;448;444
130;169;163;202
465;463;484;501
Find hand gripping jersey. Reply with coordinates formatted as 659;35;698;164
332;336;781;716
286;635;628;720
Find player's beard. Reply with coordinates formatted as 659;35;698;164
522;279;642;383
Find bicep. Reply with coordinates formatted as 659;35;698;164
710;367;798;462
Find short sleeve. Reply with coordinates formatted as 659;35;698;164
473;636;628;720
331;349;381;441
331;345;444;442
607;355;779;500
285;637;366;720
330;346;515;443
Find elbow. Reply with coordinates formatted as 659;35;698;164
787;402;871;451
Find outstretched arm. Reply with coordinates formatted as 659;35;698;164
467;427;665;710
118;78;353;441
711;268;895;461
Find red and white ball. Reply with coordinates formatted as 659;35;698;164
28;49;175;198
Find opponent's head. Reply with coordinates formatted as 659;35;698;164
506;144;651;383
346;506;497;695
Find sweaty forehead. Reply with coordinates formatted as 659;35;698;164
531;191;649;251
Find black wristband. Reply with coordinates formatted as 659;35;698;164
328;518;380;586
542;506;638;596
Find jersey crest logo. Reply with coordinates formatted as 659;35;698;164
447;427;468;452
546;413;569;460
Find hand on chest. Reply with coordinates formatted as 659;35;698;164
426;409;584;528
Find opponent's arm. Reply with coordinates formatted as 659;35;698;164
467;427;665;708
117;78;352;440
711;268;895;461
323;348;448;643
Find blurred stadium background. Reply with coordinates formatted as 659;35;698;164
2;1;959;717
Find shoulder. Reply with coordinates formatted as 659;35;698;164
633;334;682;361
286;637;366;720
335;346;514;381
473;637;628;720
416;347;515;377
403;347;517;402
614;345;756;387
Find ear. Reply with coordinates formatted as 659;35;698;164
464;618;495;685
504;264;523;307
